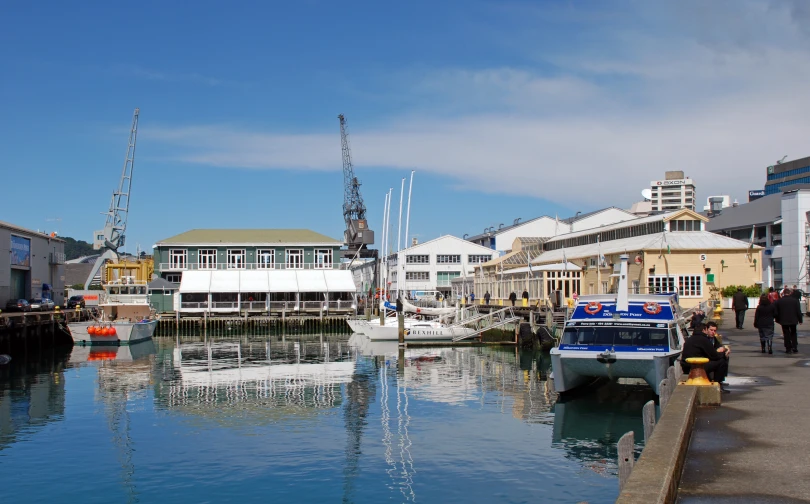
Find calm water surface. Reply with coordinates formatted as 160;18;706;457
0;335;653;504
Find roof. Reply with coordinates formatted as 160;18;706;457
704;193;782;231
178;269;357;293
148;278;178;290
0;220;66;243
464;216;550;242
544;209;705;245
156;229;341;246
560;206;633;224
401;234;498;254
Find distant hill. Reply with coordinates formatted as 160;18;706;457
63;236;96;260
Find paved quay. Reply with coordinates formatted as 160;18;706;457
677;309;810;503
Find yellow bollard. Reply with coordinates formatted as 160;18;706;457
684;357;712;385
522;298;528;308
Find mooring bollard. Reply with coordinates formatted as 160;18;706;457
617;431;635;491
659;378;671;412
398;313;405;346
642;400;656;443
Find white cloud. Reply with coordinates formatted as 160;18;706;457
142;0;810;208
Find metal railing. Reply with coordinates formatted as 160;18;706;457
180;301;208;309
49;252;66;265
159;262;340;271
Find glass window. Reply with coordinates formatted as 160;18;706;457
314;249;333;269
257;249;275;269
169;249;187;269
405;271;430;280
678;275;702;297
561;327;669;347
437;271;461;286
198;249;217;269
648;275;676;293
468;255;492;264
436;255;461;264
227;249;246;269
406;255;430;264
286;249;304;269
165;273;181;283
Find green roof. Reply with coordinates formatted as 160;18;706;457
156;229;342;245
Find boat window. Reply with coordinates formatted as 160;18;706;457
562;327;669;347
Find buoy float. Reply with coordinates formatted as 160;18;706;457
87;326;96;335
108;326;117;336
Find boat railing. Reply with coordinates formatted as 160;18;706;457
101;293;150;305
159;262;341;271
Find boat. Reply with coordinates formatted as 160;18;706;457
549;255;688;395
347;300;477;341
68;277;159;346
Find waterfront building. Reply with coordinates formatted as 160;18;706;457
764;155;810;195
649;171;697;211
0;220;65;307
705;187;810;291
474;209;760;309
383;235;496;299
152;229;357;314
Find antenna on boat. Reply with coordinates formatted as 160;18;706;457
616;254;629;312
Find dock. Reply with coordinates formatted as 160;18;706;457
0;309;92;355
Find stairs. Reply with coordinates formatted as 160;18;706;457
450;307;523;342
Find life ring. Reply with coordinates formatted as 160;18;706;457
584;301;602;315
642;302;662;315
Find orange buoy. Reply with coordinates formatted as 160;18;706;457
87;326;96;335
108;326;117;336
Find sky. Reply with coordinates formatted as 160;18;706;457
2;0;809;254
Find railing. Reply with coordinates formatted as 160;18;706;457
771;234;782;246
180;301;208;309
49;252;66;265
102;294;149;305
211;301;239;309
159;262;340;271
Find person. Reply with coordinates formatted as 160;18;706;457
522;290;529;303
509;291;517;307
767;286;780;304
791;285;804;300
732;287;749;329
754;293;776;354
774;288;803;354
469;292;475;304
681;321;730;392
463;294;468;304
484;291;491;305
689;308;706;332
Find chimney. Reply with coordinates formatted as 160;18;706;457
411;237;418;246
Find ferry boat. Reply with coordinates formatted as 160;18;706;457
550;255;688;395
68;277;159;346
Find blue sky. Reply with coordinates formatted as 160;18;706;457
2;0;810;254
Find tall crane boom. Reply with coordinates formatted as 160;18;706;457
338;114;374;256
84;108;139;289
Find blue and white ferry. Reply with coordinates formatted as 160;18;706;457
550;255;688;395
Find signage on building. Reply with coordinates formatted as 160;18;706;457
10;235;31;266
749;190;765;201
698;254;707;261
653;179;690;186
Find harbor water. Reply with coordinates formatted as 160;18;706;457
0;335;654;503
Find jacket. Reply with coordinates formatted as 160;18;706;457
754;303;776;329
682;333;723;363
732;292;749;311
775;295;803;326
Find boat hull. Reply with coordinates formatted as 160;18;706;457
68;320;158;346
550;349;678;395
362;323;476;341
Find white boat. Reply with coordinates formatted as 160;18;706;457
549;255;689;395
68;277;159;346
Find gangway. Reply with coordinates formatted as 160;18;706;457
450;306;522;342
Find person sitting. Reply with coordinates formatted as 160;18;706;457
681;321;730;392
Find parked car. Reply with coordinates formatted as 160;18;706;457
42;299;55;311
66;295;85;309
30;299;55;311
28;299;43;311
5;299;31;312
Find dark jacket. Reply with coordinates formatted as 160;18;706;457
509;292;517;302
682;333;723;363
754;303;776;330
775;295;803;326
732;292;749;311
791;289;804;300
522;291;529;300
689;312;706;330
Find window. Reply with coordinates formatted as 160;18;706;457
601;281;609;294
678;275;702;297
773;258;783;287
468;255;492;264
405;271;430;281
436;255;461;264
648;275;676;294
257;249;275;269
314;249;333;269
164;273;181;283
437;271;461;286
670;219;701;232
632;280;640;294
169;249;187;269
286;249;303;269
227;249;246;269
198;249;217;269
406;255;429;264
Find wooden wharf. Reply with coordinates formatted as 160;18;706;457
0;308;93;355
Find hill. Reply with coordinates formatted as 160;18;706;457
62;236;96;260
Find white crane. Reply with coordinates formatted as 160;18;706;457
84;108;139;289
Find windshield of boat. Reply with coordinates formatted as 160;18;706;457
561;326;671;348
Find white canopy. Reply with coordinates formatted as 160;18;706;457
323;270;357;292
268;270;299;292
179;271;211;293
296;270;328;293
240;271;270;292
210;271;240;293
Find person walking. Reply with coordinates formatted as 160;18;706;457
767;286;780;304
754;293;776;354
484;291;491;305
775;288;803;354
732;287;749;329
509;291;517;307
469;292;475;304
681;322;730;392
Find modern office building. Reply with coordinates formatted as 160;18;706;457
0;220;65;307
764;155;810;195
649;171;696;212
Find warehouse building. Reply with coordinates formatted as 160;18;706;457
0;220;66;308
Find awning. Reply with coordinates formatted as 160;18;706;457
179;271;212;293
268;270;299;292
296;270;328;292
323;270;357;292
210;271;240;293
240;271;269;292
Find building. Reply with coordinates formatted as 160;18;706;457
383;235;497;298
705;187;810;291
0;221;65;307
152;229;357;314
474;209;761;309
649;171;696;212
765;156;810;195
703;195;732;213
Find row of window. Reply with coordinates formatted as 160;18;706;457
669;219;702;232
648;274;703;297
167;248;333;269
545;221;666;251
766;165;810;181
405;254;493;264
765;175;810;194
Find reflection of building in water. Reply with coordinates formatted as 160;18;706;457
0;349;69;450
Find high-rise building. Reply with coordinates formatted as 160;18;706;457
649;171;696;212
764;155;810;195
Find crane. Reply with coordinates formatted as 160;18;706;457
84;108;139;289
339;114;375;258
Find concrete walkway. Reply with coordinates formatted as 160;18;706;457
678;309;810;503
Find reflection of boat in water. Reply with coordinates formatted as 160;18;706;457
67;277;158;346
550;255;688;395
68;339;157;364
